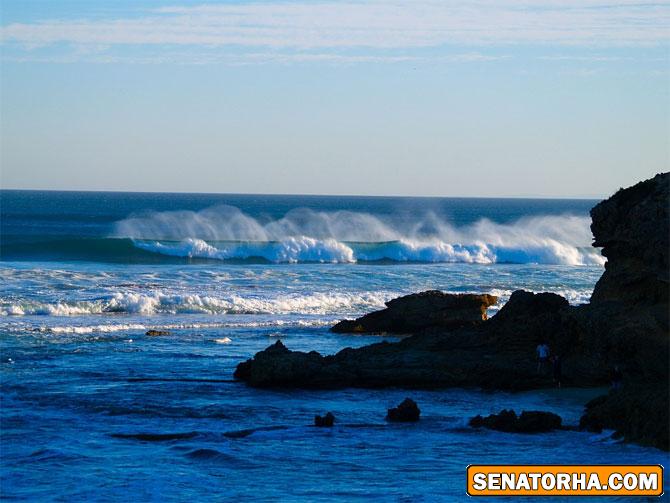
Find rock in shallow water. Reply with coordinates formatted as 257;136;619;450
145;330;171;336
314;412;335;427
386;398;420;422
469;410;563;433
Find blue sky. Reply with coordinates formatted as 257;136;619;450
1;0;668;197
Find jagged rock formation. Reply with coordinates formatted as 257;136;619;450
234;172;670;450
590;173;669;305
576;172;669;450
233;289;584;390
469;410;563;433
331;291;497;334
386;398;421;422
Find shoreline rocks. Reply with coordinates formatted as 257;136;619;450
233;172;669;450
331;291;498;334
469;410;563;434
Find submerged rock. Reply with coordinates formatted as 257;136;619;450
146;330;171;336
469;410;563;433
111;432;197;441
386;398;420;422
314;412;335;427
331;291;497;334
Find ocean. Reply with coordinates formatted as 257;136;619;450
1;190;667;501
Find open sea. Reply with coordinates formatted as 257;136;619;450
1;190;668;501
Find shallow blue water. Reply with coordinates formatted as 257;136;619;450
1;191;667;501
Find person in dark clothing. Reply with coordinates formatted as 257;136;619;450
551;355;562;388
536;342;550;374
610;365;623;390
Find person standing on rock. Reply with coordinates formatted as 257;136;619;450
610;365;623;390
551;355;562;388
536;342;550;374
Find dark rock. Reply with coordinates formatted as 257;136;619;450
234;289;575;390
233;340;336;387
590;172;669;306
146;330;171;336
579;385;669;451
516;411;563;433
469;409;562;433
314;412;335;427
577;172;669;450
386;398;420;422
331;291;497;334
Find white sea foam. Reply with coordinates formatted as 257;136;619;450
113;206;605;265
134;237;355;263
0;286;595;322
0;290;393;317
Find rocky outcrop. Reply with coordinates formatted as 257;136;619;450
314;412;335;427
469;410;563;433
590;172;669;306
331;291;498;334
234;290;580;389
579;385;669;450
575;173;669;451
234;173;669;450
386;398;420;422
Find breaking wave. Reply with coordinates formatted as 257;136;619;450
0;290;393;317
112;205;604;266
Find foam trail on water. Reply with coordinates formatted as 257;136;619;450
0;290;394;317
113;206;605;266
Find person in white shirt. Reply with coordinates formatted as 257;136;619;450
536;342;550;374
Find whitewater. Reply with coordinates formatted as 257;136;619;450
113;205;605;265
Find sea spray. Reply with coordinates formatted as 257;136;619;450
114;206;604;265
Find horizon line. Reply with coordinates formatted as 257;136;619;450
0;187;605;201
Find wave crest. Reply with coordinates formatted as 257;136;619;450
113;206;605;266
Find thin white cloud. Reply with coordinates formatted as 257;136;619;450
1;50;508;66
1;0;668;64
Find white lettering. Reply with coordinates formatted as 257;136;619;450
528;473;541;490
556;473;570;490
587;473;601;490
609;473;623;490
541;473;556;490
489;473;501;490
573;472;587;490
473;473;487;491
623;473;637;490
517;473;531;491
639;473;657;491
